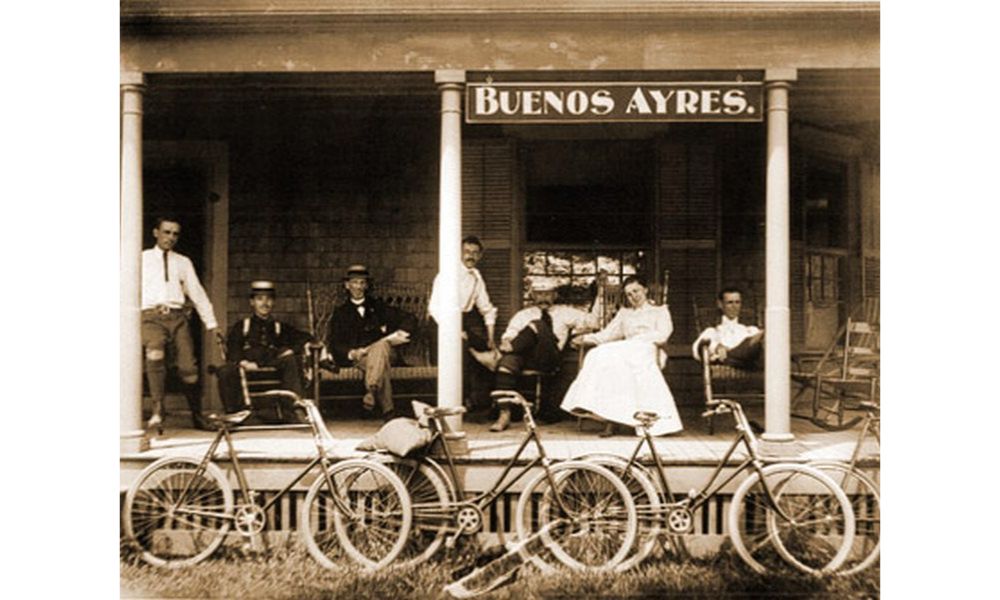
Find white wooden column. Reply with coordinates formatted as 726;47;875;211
762;68;797;442
121;71;147;453
435;70;466;440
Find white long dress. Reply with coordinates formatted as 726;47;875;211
560;302;683;436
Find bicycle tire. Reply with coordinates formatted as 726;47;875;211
377;456;453;568
300;459;412;571
809;461;880;575
514;461;637;573
575;454;665;571
728;463;855;575
122;456;234;568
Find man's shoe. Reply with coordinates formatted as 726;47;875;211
146;413;164;436
191;413;213;431
489;409;512;432
362;392;376;412
598;421;616;438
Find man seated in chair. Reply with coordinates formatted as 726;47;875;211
328;264;418;421
216;281;314;422
691;287;764;370
488;280;601;431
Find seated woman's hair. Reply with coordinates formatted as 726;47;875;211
623;274;649;289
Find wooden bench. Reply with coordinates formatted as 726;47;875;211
307;281;438;404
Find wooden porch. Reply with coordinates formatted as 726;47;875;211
120;399;876;487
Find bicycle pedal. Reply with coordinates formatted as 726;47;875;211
445;534;458;549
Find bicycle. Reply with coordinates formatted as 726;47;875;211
576;397;856;575
380;390;638;577
122;391;413;571
808;399;880;575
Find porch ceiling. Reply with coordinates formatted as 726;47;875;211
143;68;878;143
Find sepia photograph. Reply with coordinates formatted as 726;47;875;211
113;1;887;597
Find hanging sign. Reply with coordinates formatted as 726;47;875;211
466;81;762;124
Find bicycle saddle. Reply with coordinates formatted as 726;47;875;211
207;410;253;426
632;411;660;426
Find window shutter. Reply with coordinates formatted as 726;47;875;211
656;139;719;342
462;138;517;335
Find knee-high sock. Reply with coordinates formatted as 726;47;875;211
146;358;167;416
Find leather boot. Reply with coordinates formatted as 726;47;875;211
489;408;512;432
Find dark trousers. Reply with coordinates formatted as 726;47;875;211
495;318;560;391
216;349;304;414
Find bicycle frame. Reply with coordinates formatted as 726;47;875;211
418;403;578;527
163;409;350;528
847;406;880;470
621;400;797;526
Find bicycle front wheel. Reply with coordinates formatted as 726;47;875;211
122;456;233;568
728;463;855;575
809;461;880;575
378;456;452;568
300;459;412;571
515;461;637;573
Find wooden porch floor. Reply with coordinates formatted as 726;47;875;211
122;400;876;467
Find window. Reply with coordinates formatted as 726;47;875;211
804;251;843;304
522;249;644;312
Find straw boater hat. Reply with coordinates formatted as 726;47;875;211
249;280;276;296
531;279;557;292
344;264;371;280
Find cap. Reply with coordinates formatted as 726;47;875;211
344;264;371;280
530;279;557;292
249;280;276;296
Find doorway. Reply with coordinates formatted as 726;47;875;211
144;142;229;410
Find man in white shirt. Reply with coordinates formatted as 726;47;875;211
489;280;601;431
428;236;498;417
141;217;219;432
691;287;764;369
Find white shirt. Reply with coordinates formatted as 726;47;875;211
428;265;498;326
501;304;601;351
691;315;760;359
141;246;218;330
351;298;366;317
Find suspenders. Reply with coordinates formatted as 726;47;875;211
242;317;281;338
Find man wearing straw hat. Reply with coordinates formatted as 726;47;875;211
215;280;313;420
328;264;418;420
488;279;602;431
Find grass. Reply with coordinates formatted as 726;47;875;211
120;543;879;599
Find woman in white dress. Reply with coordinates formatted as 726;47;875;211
561;275;683;437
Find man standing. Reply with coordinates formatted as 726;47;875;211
428;235;498;418
141;216;218;432
328;265;417;420
691;287;764;369
489;280;602;431
215;281;313;421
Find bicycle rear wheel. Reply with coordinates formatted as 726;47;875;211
300;459;412;571
576;454;665;571
809;461;880;575
123;456;233;568
515;461;637;573
728;463;855;575
378;456;453;568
